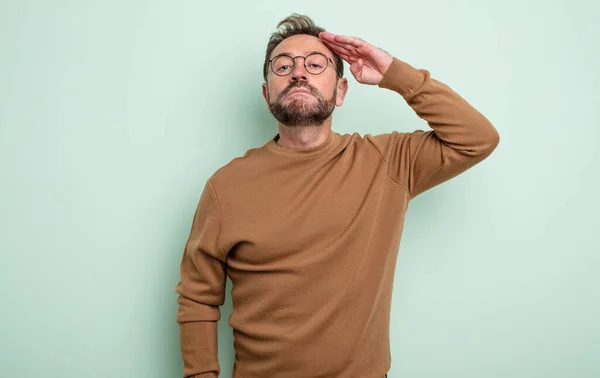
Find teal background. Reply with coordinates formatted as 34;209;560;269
1;1;598;377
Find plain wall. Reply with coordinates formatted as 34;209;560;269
1;1;598;377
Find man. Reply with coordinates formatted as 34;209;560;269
175;13;499;378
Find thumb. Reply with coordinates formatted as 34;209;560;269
350;58;363;76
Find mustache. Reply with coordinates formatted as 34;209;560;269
279;82;318;99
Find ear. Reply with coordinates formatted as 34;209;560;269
335;77;349;107
262;82;271;111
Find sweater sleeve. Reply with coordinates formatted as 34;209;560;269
367;57;500;199
175;179;228;378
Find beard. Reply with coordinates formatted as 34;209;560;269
269;82;337;127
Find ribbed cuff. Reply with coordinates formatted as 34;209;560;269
378;57;427;98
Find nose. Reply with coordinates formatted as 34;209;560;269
290;57;309;82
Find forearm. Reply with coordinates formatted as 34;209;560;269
179;321;220;378
176;178;228;377
379;57;500;157
176;281;223;378
370;57;499;198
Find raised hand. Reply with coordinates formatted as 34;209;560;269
319;31;394;85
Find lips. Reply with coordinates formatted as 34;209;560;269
288;88;312;96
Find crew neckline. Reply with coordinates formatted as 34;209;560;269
265;129;339;158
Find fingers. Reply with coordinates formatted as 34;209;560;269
320;32;359;52
320;32;371;64
320;37;361;65
330;33;364;48
319;31;336;42
321;37;351;54
320;31;362;46
322;39;356;62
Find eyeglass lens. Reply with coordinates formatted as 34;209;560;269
272;53;328;76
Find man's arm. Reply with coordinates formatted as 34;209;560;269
369;57;500;198
318;32;499;198
175;179;227;378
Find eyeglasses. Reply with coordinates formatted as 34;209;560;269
268;52;340;77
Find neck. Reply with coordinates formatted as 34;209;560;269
276;119;333;149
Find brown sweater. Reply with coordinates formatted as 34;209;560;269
175;57;500;378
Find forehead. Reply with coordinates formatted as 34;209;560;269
271;34;333;59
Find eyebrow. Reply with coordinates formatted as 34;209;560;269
277;50;327;57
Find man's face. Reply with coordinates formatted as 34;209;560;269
262;34;348;127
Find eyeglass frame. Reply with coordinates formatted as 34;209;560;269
268;52;342;78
